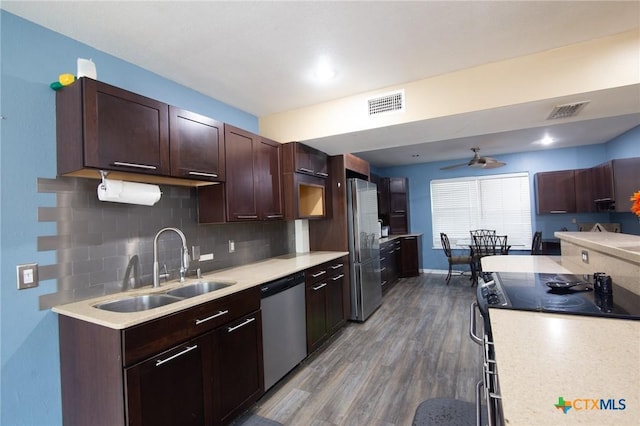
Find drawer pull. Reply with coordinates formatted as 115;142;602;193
266;214;284;219
380;257;386;261
298;167;314;173
237;215;258;219
312;283;327;291
187;171;218;178
112;161;157;170
311;270;327;278
331;274;345;281
330;263;344;269
195;310;229;325
316;172;329;177
227;317;256;333
155;345;197;367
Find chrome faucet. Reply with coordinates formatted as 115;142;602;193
153;227;190;288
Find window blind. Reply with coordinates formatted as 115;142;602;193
431;172;532;249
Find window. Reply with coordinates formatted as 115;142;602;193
431;172;532;249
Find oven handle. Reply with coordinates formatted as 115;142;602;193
469;301;483;345
475;379;484;426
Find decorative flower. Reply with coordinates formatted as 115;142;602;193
631;190;640;218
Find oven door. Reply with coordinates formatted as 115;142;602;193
470;301;503;426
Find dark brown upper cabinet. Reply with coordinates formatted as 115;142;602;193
169;106;225;182
536;157;639;215
281;142;329;220
282;142;328;178
377;177;409;234
56;77;226;187
198;125;283;223
57;77;170;178
535;170;576;214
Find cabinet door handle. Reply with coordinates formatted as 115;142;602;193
237;215;258;219
393;210;406;213
227;317;256;333
187;171;218;178
195;310;229;325
315;172;329;177
380;257;386;261
312;283;327;291
330;263;343;269
112;161;157;170
404;236;416;240
311;270;326;278
266;214;283;219
298;167;314;173
550;210;567;214
155;345;198;367
379;267;387;272
331;274;345;281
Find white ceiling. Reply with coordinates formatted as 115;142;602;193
3;0;640;167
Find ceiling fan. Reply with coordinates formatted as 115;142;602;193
440;147;506;170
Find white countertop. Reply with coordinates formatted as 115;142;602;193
490;309;640;425
556;231;640;265
52;251;348;329
481;255;576;274
379;233;423;244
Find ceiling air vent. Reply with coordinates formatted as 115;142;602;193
367;90;405;116
547;101;590;120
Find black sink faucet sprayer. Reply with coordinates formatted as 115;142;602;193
153;227;190;288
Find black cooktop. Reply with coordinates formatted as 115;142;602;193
479;271;640;319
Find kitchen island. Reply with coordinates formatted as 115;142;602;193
480;254;640;425
490;308;639;425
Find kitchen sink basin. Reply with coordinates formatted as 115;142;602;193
165;281;232;298
95;294;183;313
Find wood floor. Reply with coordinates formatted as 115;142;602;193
245;273;482;426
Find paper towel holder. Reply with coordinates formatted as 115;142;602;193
97;170;163;206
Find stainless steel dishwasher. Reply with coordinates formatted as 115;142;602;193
260;272;307;391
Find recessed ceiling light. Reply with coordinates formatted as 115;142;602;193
411;154;420;157
541;135;554;145
312;57;336;82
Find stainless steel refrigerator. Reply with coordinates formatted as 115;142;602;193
346;178;382;322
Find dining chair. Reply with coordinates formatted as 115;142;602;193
494;235;511;255
469;229;496;240
531;231;543;255
440;233;475;285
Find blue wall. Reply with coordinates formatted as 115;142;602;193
379;126;640;272
0;12;257;425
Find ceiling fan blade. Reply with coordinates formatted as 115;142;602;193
440;162;469;170
482;161;506;169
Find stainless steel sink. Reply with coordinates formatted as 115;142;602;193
165;281;232;298
95;294;183;313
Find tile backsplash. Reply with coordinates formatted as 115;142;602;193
37;176;295;309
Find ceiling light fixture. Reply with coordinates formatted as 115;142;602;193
541;135;554;145
312;56;336;82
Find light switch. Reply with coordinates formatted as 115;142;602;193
17;263;39;290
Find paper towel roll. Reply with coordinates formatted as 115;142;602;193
97;179;161;206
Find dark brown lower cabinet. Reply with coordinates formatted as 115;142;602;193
305;256;348;354
213;311;264;425
59;287;263;426
399;236;420;278
125;334;212;426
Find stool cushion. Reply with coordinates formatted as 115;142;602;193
412;398;476;426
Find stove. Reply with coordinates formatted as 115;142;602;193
477;271;640;319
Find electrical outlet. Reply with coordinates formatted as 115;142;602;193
581;250;589;264
192;245;201;261
200;253;214;261
17;263;39;290
229;240;235;253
